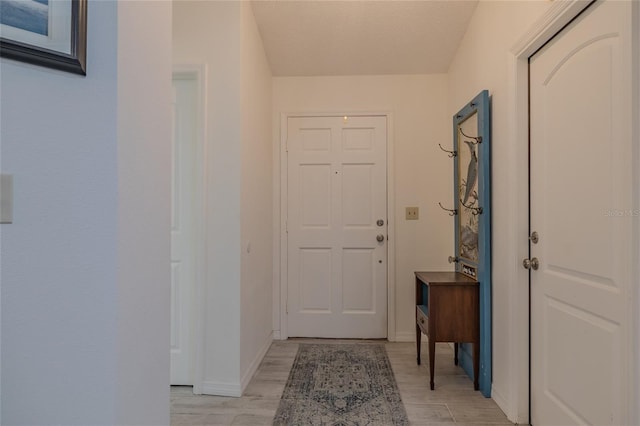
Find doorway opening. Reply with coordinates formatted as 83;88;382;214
170;65;207;394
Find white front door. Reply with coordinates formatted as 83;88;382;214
287;115;388;338
170;77;197;385
529;1;633;424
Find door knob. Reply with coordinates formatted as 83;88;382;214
523;257;540;270
531;258;539;270
376;234;385;242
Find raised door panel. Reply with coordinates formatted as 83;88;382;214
298;164;332;229
298;248;333;313
342;248;375;313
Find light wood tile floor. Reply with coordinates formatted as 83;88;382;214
171;339;512;426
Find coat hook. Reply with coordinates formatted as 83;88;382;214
438;202;458;216
459;127;482;144
438;143;457;158
459;198;483;215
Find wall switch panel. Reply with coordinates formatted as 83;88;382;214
1;174;14;224
406;206;419;220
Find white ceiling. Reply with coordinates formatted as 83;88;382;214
251;0;479;76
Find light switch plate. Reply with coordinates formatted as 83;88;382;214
1;174;14;224
406;206;419;220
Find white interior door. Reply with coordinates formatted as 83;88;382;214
529;1;633;424
170;77;197;385
287;115;387;338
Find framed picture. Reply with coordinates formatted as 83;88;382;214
0;0;87;75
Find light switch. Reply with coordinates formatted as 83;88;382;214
406;206;419;220
1;174;13;224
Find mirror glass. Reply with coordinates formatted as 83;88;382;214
457;112;479;262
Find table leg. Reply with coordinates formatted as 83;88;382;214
429;337;436;390
454;343;459;365
416;324;421;365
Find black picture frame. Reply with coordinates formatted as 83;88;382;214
0;0;87;76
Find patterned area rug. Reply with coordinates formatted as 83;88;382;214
273;343;409;425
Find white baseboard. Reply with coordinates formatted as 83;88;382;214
200;332;273;398
394;331;427;343
201;381;242;397
394;331;414;342
240;331;274;394
273;330;282;340
491;384;512;422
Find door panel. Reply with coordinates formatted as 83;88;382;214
342;164;374;226
529;1;633;424
342;248;375;313
300;164;331;227
287;116;387;338
299;248;332;312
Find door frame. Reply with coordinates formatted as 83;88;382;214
276;112;396;341
506;1;640;423
172;64;208;394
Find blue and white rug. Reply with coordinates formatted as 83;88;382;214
273;343;409;425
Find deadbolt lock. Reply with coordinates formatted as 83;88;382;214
377;219;384;226
530;231;539;244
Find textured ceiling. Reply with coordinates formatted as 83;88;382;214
251;0;478;76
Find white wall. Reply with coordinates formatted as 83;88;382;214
116;2;172;424
0;2;118;422
173;0;242;393
446;0;551;421
272;75;450;341
239;2;274;385
173;1;273;395
0;1;172;424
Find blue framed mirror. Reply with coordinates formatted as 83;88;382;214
453;90;491;397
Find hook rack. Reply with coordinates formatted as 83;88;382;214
438;143;457;158
460;199;483;215
438;202;458;216
458;127;482;144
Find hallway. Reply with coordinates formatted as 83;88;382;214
171;340;510;425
